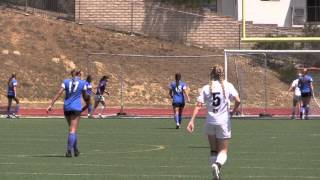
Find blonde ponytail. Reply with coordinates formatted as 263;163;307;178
210;65;226;99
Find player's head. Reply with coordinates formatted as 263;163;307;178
8;73;16;85
210;65;224;81
71;69;81;78
101;75;109;81
86;75;92;83
175;73;181;81
210;65;226;98
302;68;308;75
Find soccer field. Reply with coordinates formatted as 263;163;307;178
0;118;319;180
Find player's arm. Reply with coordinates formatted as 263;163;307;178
187;102;203;133
47;87;64;112
311;82;314;97
169;87;173;99
183;86;191;103
230;95;241;117
81;89;90;112
13;85;17;98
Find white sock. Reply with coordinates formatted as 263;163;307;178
216;152;227;166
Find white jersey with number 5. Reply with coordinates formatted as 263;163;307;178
197;80;239;125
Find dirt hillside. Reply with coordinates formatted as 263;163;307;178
0;8;290;108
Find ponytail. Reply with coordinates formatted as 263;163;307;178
210;65;226;99
8;74;16;86
175;73;181;89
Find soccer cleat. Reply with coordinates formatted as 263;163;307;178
65;150;72;157
212;163;220;180
88;114;93;119
98;114;103;118
74;149;80;157
12;113;19;118
6;115;12;119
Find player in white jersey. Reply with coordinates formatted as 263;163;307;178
187;65;240;180
288;73;302;119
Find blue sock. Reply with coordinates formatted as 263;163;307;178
74;133;78;150
88;105;92;114
178;114;182;124
67;133;76;151
174;114;179;125
15;104;20;114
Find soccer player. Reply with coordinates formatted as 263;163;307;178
6;73;20;118
187;65;240;180
47;69;88;157
288;73;302;119
169;73;190;129
92;75;109;118
82;75;94;118
298;68;313;120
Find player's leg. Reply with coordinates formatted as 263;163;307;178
91;96;100;117
172;104;180;129
205;124;220;180
291;97;298;119
12;97;20;118
178;104;185;125
65;112;81;157
304;95;311;119
99;98;107;117
6;96;13;118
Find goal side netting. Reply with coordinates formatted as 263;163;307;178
225;49;320;118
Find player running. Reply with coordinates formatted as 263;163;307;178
288;72;302;119
6;73;20;118
169;73;190;129
47;69;89;157
82;75;94;118
298;68;313;120
187;65;240;180
92;75;109;118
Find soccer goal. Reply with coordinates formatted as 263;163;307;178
86;53;224;116
225;49;320;118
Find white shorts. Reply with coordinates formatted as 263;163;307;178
204;123;231;139
94;95;105;102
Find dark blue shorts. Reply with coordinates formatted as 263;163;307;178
172;103;185;108
64;111;82;117
301;92;312;98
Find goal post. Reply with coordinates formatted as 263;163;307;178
224;49;320;117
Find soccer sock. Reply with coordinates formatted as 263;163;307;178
291;107;295;116
305;105;310;115
15;104;20;114
174;114;179;125
74;133;78;150
178;114;182;124
88;105;93;114
67;133;76;151
216;151;227;166
209;150;218;166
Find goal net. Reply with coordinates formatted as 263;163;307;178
225;49;320;118
87;53;224;116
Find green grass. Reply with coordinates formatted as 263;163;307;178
0;118;319;180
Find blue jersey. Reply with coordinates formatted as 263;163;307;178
7;78;17;96
85;81;93;96
62;77;87;112
298;75;313;93
96;80;107;95
169;81;187;104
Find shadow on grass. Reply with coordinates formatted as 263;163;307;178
29;154;66;158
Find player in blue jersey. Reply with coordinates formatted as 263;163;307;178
93;75;109;118
82;75;94;118
47;70;89;157
6;73;20;118
298;68;314;120
169;73;190;129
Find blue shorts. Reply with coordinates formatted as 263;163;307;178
172;103;185;108
64;111;82;117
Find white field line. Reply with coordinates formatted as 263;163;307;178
0;171;319;179
1;162;320;170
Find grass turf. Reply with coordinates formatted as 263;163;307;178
0;118;319;180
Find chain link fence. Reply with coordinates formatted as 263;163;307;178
2;0;75;20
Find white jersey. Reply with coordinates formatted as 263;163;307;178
291;79;301;96
197;80;238;125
